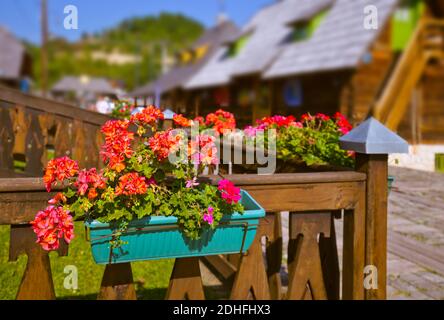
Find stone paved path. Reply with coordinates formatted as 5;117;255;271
202;166;444;299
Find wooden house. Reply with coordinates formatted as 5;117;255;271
0;27;33;90
51;75;117;108
131;18;239;114
184;0;444;144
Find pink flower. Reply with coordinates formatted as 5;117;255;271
30;206;74;251
334;112;353;135
315;113;330;121
186;177;199;188
43;156;79;192
203;206;214;225
291;121;303;128
74;168;106;200
188;134;219;165
218;179;241;204
244;126;258;137
115;172;148;196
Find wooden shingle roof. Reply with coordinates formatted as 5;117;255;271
0;27;27;80
264;0;399;79
132;20;239;96
185;0;333;89
51;76;116;95
186;0;400;89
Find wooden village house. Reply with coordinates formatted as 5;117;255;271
0;27;33;91
131;17;239;114
166;0;443;145
51;75;118;109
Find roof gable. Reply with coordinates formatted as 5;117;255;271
132;20;239;95
185;0;334;89
264;0;399;79
0;27;26;80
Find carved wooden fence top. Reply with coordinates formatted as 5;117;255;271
0;85;112;177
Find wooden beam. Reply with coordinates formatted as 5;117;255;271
0;86;111;126
356;154;388;300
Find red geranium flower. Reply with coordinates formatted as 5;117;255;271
205;109;236;134
31;206;74;251
218;179;241;204
256;115;297;129
130;105;164;126
100;120;134;172
194;116;204;125
74;168;106;200
43;156;79;192
173;114;192;127
148;129;183;161
315;113;330;121
334;112;353;135
115;172;148;196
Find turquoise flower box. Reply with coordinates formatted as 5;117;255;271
85;190;265;264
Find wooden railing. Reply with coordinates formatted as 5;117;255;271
0;85;111;177
0;87;391;300
0;150;391;300
374;18;444;130
0;171;371;300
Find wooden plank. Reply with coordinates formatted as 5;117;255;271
319;213;340;300
0;172;366;192
0;191;58;225
241;182;365;212
0;179;365;225
201;255;237;284
356;154;388;300
287;213;330;300
341;183;366;300
230;218;271;300
265;212;283;300
0;103;15;171
97;263;137;300
0;85;110;126
166;258;205;300
9;224;67;300
0;177;62;192
224;172;366;185
388;233;444;275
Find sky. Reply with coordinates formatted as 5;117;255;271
0;0;274;44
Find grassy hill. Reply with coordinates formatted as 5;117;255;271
29;13;204;91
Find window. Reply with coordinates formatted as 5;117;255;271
391;0;424;51
228;34;250;57
292;9;328;42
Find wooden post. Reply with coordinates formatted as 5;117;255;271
9;224;68;300
98;263;137;300
356;154;388;299
265;212;282;300
230;218;271;300
340;117;408;300
319;212;341;300
166;258;205;300
287;213;330;300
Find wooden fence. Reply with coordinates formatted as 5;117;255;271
0;85;109;177
0;87;391;300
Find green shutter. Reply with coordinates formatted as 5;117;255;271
293;9;328;42
308;10;328;37
391;0;425;51
229;34;249;57
436;153;444;173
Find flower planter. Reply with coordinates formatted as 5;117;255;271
86;190;265;264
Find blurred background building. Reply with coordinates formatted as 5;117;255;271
0;27;33;91
51;75;118;109
1;0;444;169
